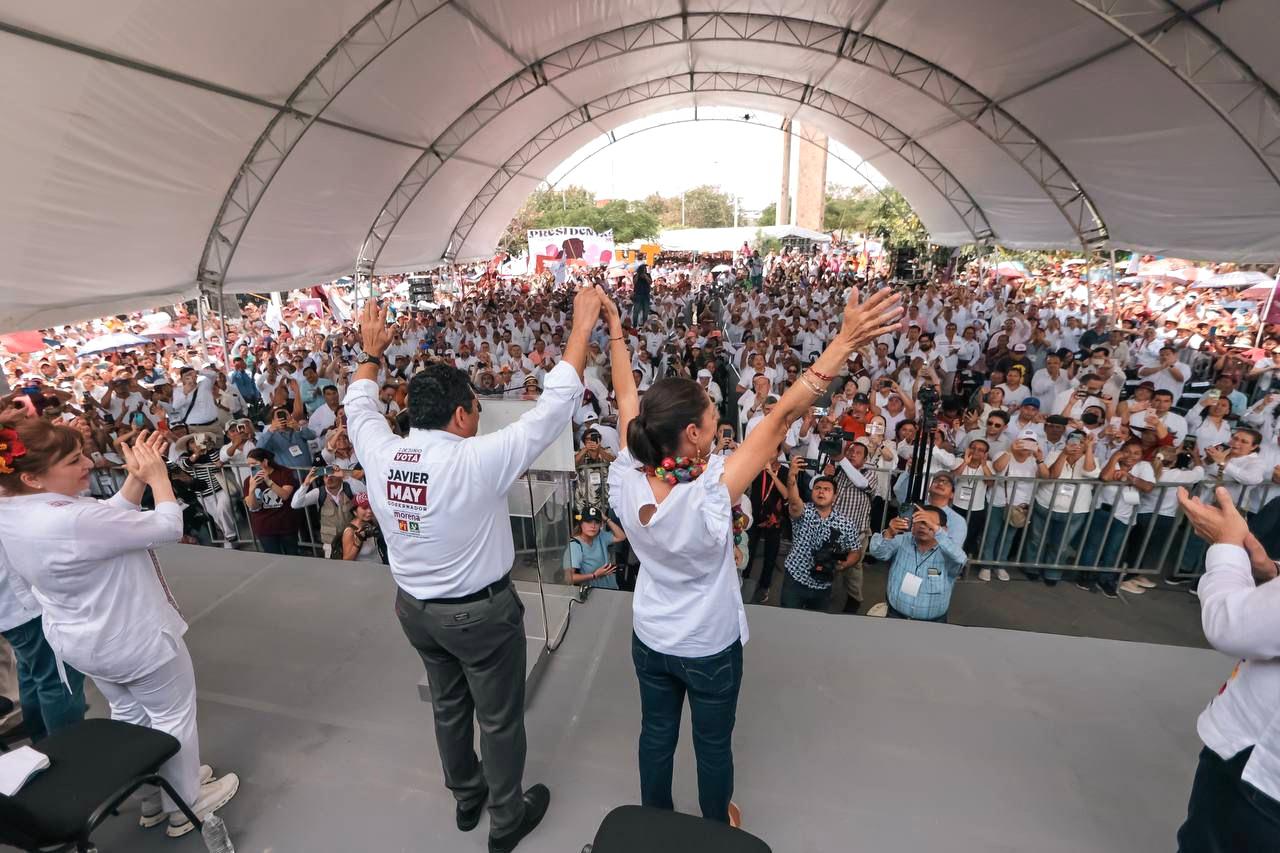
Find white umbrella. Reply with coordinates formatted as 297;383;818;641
1198;270;1274;289
711;263;733;273
76;332;151;356
1062;258;1088;267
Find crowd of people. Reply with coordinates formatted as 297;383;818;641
4;247;1280;614
3;243;1280;849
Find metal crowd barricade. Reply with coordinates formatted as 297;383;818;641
869;467;1274;597
83;450;1280;593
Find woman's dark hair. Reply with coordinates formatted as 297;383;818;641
626;377;710;468
408;363;476;430
0;418;82;495
246;448;273;468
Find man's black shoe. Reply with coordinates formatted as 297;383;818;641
1043;578;1059;587
1099;586;1119;599
457;787;489;832
489;784;550;853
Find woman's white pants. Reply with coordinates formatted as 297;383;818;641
93;640;202;812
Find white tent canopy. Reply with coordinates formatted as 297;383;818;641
4;1;1280;332
657;225;832;253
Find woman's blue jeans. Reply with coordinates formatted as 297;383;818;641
2;617;86;741
632;633;743;823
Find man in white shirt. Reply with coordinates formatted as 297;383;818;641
1031;353;1072;402
343;287;603;852
167;368;221;435
307;385;343;437
1137;346;1188;400
1174;487;1280;851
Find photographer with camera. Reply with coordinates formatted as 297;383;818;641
780;454;861;612
870;504;967;622
292;465;358;557
822;438;878;613
340;492;386;564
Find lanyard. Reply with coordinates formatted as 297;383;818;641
913;546;939;575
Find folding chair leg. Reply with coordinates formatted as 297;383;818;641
152;775;202;832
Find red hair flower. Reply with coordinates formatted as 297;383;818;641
0;427;26;475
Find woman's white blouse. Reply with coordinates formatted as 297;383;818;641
0;492;185;682
609;450;748;657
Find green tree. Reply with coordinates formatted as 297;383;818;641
679;185;735;228
824;185;877;237
500;185;660;252
868;187;929;250
756;203;776;226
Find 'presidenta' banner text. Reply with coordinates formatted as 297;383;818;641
528;227;615;273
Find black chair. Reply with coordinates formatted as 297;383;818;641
0;696;38;755
583;805;772;853
0;718;203;852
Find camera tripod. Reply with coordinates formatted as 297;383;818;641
902;385;941;508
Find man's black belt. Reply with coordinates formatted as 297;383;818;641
422;574;511;605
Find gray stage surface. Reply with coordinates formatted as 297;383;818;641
29;546;1231;853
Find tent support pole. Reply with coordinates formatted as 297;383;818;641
215;282;232;370
195;290;210;366
1109;247;1118;325
1084;253;1092;324
1258;264;1280;347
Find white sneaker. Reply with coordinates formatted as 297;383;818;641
166;773;240;838
978;569;991;582
995;568;1010;582
1133;576;1157;589
222;541;237;550
1120;579;1145;595
140;765;213;828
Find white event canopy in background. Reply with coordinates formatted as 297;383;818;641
3;1;1280;332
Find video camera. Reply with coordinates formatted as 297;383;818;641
810;527;851;579
818;430;854;458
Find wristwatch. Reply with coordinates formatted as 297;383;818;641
356;352;381;366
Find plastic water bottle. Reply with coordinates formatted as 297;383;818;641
201;814;236;853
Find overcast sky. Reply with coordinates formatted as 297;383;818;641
543;108;885;213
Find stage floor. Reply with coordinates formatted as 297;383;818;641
29;546;1230;853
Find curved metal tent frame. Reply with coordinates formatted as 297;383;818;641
355;10;1109;275
439;72;995;260
6;0;1280;333
544;113;895;207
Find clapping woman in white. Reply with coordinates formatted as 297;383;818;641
602;285;901;826
0;421;238;838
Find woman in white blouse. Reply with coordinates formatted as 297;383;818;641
1188;396;1234;453
0;421;238;837
603;286;901;826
